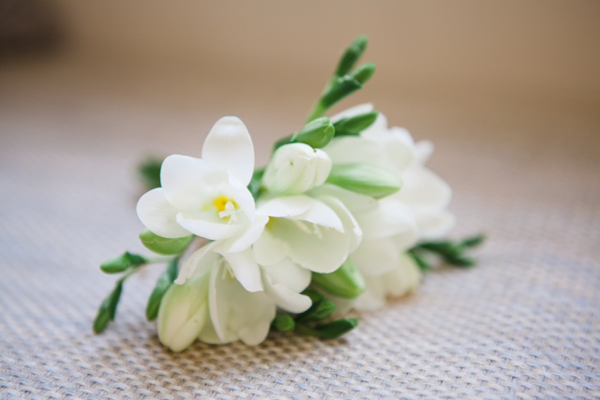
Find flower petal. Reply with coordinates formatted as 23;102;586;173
222;248;263;292
355;198;418;241
351;237;400;277
214;214;268;254
136;188;191;238
318;195;362;253
267;218;350;273
324;136;384;165
202;116;255;186
175;242;218;285
252;229;287;266
176;213;242;240
257;195;314;218
160;155;220;211
296;197;344;232
395;165;452;210
263;273;312;313
261;258;311;293
331;103;374;122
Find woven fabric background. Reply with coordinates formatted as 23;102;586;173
1;58;599;400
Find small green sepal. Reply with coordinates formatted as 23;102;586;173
139;230;193;255
350;62;376;85
327;163;402;199
93;280;124;333
272;314;296;332
335;35;368;77
100;252;147;274
312;259;366;299
334;112;379;136
145;257;179;321
291;117;335;148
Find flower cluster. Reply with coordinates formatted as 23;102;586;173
94;36;483;352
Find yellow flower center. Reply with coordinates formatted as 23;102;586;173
212;195;239;222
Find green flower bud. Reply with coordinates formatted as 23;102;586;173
312;259;366;299
350;62;376;85
333;111;379;136
335;35;368;77
291;117;335;148
157;273;209;352
139;229;193;255
326;163;402;199
100;252;147;274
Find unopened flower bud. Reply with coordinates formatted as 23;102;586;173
157;273;209;352
262;143;332;195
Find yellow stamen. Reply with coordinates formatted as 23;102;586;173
213;196;237;213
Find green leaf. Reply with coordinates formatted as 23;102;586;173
461;234;486;248
138;157;163;190
298;318;359;340
312;259;365;299
320;76;363;110
248;168;265;200
139;230;193;255
93;280;123;333
335;35;368;77
271;313;296;332
100;252;147;274
408;250;432;273
350;62;376;85
445;255;476;268
296;297;335;324
145;257;179;321
291;117;335;148
327;163;402;199
333;112;379;136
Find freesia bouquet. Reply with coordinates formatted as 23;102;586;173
94;36;483;351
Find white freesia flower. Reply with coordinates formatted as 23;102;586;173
319;104;454;311
170;244;311;348
137;117;268;254
327;103;454;239
262;143;332;195
254;194;362;274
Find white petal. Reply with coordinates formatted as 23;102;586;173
416;209;456;240
252;229;287;266
267;218;350;273
222;248;263;292
310;184;378;215
175;242;218;285
324;136;384;165
415;140;434;164
296;197;344;232
383;253;421;297
202;116;255;186
136;188;191;238
318;195;362;253
263;273;311;313
261;258;311;293
160;155;219;211
257;195;313;218
356;198;418;240
351;237;400;277
353;276;387;312
395;165;452;210
214;214;268;254
207;264;230;343
176;213;242;240
363;126;416;173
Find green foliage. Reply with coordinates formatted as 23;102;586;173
290;117;335;148
145;257;179;321
312;259;366;299
139;230;193;255
411;234;486;270
100;252;147;274
333;112;379;136
93;279;123;334
138;157;163;190
327;163;402;199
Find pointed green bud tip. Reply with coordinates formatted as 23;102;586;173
100;252;147;274
320;76;363;109
312;259;366;299
312;318;359;340
334;112;379;136
291;117;335;148
272;314;296;332
350;62;376;85
327;163;402;199
335;35;369;77
139;230;193;255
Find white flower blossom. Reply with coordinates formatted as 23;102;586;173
262;143;332;195
136;117;267;254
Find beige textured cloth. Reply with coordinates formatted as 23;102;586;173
1;57;599;399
